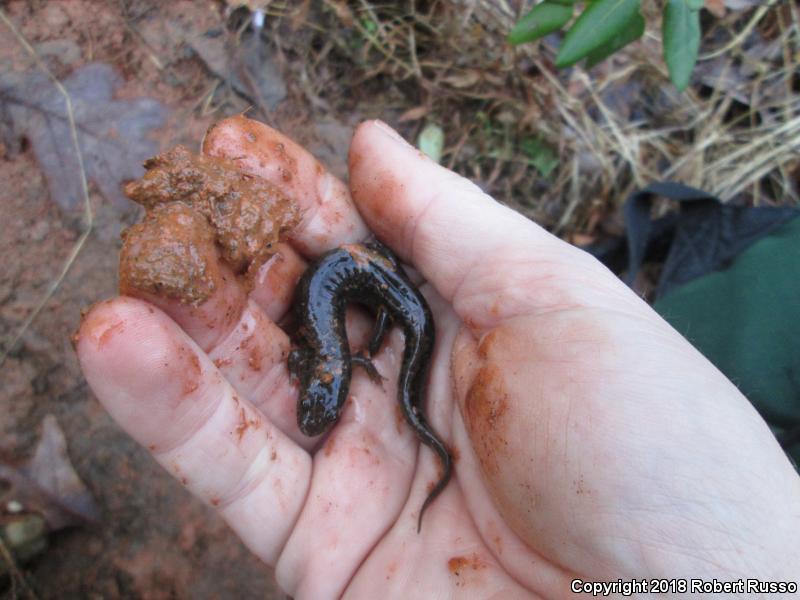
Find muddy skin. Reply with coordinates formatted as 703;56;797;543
288;242;452;532
121;145;300;304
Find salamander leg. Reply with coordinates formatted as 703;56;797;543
365;239;400;268
352;352;385;386
368;306;391;356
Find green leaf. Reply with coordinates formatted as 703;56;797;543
520;137;559;177
663;0;701;91
417;123;445;163
686;0;704;8
508;2;574;46
360;16;378;35
585;11;645;68
555;0;641;67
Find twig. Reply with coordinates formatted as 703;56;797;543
330;0;415;78
0;9;93;368
553;153;582;235
580;72;644;188
121;19;164;70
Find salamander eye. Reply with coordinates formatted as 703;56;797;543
298;382;340;436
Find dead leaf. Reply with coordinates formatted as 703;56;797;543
570;233;597;246
693;41;788;113
22;415;100;524
705;0;727;18
398;105;429;123
326;1;355;27
0;414;100;531
232;34;288;114
441;70;481;89
0;62;167;210
185;27;286;114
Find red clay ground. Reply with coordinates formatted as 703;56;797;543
0;1;300;597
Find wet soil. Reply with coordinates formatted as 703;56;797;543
121;145;299;304
0;1;321;597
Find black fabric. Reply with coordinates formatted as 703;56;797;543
651;216;800;464
588;182;799;299
584;182;800;464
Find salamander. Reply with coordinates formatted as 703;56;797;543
288;241;451;532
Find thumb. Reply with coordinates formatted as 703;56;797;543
347;120;620;328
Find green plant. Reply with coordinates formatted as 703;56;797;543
507;0;704;91
520;136;559;177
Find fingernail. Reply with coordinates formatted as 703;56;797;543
373;120;414;149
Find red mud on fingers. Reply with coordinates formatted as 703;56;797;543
120;144;299;308
447;552;490;588
173;341;203;397
74;299;125;350
77;299;209;416
203;116;299;190
348;167;409;255
128;265;247;353
203;115;368;255
233;405;262;442
206;300;297;419
447;553;488;576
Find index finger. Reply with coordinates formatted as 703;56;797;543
202;115;370;257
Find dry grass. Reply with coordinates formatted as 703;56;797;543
255;0;799;240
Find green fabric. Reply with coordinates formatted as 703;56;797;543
654;216;800;465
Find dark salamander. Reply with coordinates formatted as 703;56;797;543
288;241;451;532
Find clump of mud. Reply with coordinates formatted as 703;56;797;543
120;145;300;305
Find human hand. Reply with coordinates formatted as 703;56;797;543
76;117;800;598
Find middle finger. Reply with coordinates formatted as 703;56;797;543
202;114;370;259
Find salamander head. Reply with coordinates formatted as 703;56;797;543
295;361;349;437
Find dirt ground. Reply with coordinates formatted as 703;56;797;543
0;1;301;597
0;0;796;598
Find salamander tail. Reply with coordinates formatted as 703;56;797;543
417;438;453;533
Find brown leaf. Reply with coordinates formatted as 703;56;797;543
0;62;167;210
441;70;481;89
326;1;355;27
704;0;727;18
0;414;100;531
398;105;429;123
570;233;597;246
183;26;286;114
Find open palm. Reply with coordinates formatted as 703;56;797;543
77;117;800;598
